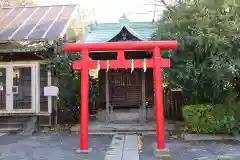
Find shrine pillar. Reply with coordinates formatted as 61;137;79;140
80;49;89;150
153;47;165;149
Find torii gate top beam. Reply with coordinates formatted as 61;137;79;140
64;41;178;52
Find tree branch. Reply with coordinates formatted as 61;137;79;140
151;0;174;11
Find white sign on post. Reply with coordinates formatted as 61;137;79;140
44;86;59;96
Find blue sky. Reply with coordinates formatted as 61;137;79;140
35;0;162;23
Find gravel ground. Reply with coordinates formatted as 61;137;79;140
140;135;240;160
0;133;112;160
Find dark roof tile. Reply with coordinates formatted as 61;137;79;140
0;5;78;41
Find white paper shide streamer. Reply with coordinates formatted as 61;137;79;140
131;59;134;73
97;60;100;72
143;58;147;72
106;60;110;72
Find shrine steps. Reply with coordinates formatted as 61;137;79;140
71;121;158;135
0;116;37;134
70;120;184;137
97;108;156;122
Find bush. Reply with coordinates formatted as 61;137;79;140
183;104;240;134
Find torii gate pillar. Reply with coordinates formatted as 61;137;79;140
64;41;178;151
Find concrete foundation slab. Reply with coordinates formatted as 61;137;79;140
70;121;182;134
76;148;92;153
154;149;175;160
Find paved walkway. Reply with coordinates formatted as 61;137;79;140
0;132;140;160
141;135;240;160
0;133;112;160
1;133;240;160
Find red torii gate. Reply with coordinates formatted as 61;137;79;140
64;41;178;151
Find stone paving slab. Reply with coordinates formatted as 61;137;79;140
104;135;125;160
0;133;112;160
124;135;138;150
122;149;139;160
122;135;139;160
104;135;139;160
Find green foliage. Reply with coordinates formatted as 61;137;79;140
49;52;80;122
183;104;240;134
153;0;240;104
89;77;97;114
49;51;97;123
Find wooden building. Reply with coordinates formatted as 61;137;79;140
84;14;156;123
0;4;84;129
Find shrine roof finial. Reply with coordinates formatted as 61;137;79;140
84;13;155;43
119;13;129;24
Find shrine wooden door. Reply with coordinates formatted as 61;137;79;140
109;69;141;107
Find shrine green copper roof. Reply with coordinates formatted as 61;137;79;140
84;14;155;42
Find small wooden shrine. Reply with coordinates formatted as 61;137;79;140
84;14;158;123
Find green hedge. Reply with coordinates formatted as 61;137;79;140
183;104;240;134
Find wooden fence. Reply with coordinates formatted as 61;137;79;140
164;88;184;120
